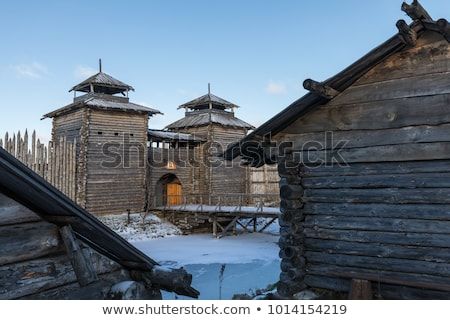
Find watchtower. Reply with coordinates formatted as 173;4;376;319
43;61;161;215
165;85;254;197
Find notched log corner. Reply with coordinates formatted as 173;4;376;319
396;19;417;47
401;0;433;22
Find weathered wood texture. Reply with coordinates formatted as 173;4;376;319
0;193;136;300
1;130;77;201
82;109;148;215
249;164;280;204
275;31;450;298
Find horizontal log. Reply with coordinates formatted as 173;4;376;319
283;93;450;134
303;188;450;204
0;205;41;226
329;71;450;106
304;227;450;248
283;123;450;152
0;221;63;266
0;251;121;299
23;270;130;300
304;275;450;299
304;215;450;234
302;160;450;177
295;142;450;165
304;238;450;262
306;251;450;277
307;263;450;292
303;172;450;189
303;203;450;220
354;33;450;85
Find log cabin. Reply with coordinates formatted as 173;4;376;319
224;0;450;299
0;147;199;299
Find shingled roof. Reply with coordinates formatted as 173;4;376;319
166;109;254;130
0;147;199;298
224;1;450;164
43;94;162;119
148;129;206;143
70;72;134;95
178;92;239;110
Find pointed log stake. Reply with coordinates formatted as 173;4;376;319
303;79;340;99
401;0;432;22
396;19;417;46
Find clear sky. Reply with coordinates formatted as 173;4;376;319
1;0;449;143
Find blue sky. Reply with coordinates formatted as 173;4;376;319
1;0;449;142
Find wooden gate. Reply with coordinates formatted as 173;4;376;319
166;182;182;206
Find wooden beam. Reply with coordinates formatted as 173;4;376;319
59;225;98;287
303;79;339;99
396;19;417;46
401;0;432;22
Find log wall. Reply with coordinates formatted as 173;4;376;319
0;193;128;299
275;31;450;298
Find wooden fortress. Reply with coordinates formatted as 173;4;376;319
226;1;450;299
43;68;260;215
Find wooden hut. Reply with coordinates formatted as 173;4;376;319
148;85;254;207
225;1;450;299
0;147;198;299
42;62;162;215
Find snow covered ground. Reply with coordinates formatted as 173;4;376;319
101;212;281;299
133;233;280;299
132;233;279;267
99;212;181;242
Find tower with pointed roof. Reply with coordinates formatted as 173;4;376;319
162;85;254;197
43;61;161;215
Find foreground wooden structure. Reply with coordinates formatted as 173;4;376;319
225;1;450;299
151;193;280;237
0;147;198;299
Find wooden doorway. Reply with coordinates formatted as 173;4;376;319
155;174;183;206
166;182;182;205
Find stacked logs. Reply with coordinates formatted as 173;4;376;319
277;156;306;297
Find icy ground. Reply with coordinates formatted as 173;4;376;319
133;231;280;299
101;212;281;299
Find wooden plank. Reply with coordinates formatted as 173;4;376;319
306;251;450;277
0;221;63;266
0;252;120;299
304;215;450;234
304;275;450;299
23;270;130;300
303;172;450;189
0;204;41;226
304;238;450;262
303;187;450;204
282;123;450;151
303;202;450;220
348;279;372;299
282;93;450;134
354;33;449;85
304;227;450;248
307;263;450;292
330;71;450;106
302;160;450;177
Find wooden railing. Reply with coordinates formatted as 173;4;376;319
153;193;280;212
0;130;78;201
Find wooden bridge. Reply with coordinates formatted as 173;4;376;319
149;193;280;238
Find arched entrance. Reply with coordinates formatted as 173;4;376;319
155;174;183;206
